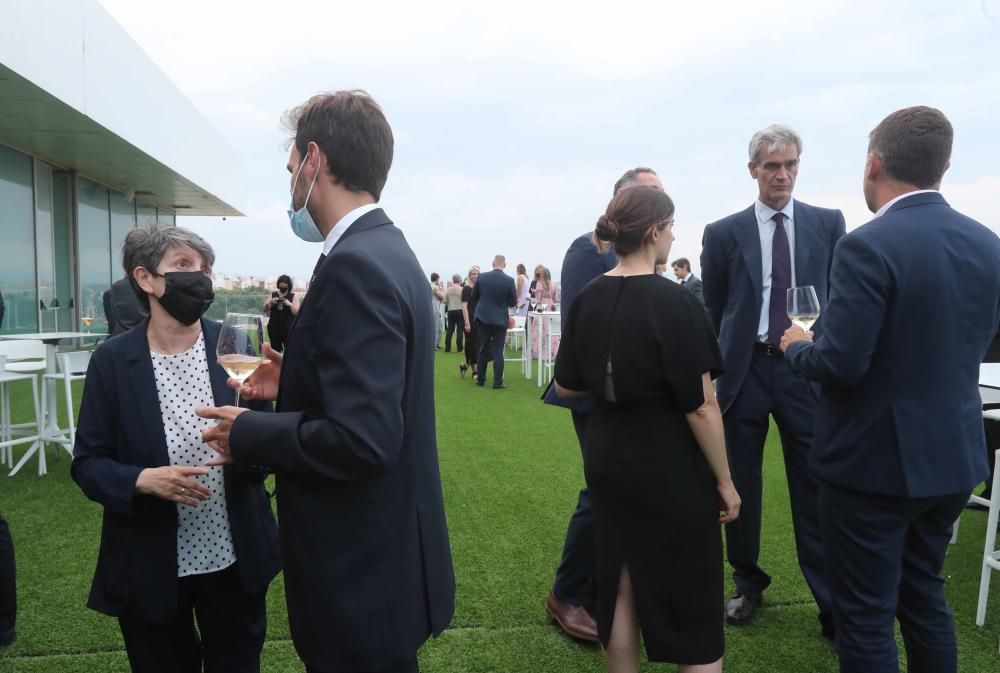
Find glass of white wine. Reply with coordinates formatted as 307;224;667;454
787;286;820;331
216;313;266;406
81;315;95;330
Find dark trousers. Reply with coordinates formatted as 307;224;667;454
464;324;478;368
444;310;464;352
118;563;267;673
552;411;597;609
306;657;419;673
267;325;289;353
0;514;14;642
818;483;967;673
723;350;832;628
476;323;507;386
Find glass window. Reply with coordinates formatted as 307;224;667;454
0;145;38;335
110;190;136;277
35;162;58;331
136;201;157;227
156;208;176;226
78;178;112;329
53;173;74;332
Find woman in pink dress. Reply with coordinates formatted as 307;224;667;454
531;265;560;360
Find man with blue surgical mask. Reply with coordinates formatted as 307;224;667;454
198;90;455;673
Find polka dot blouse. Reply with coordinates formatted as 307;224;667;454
150;333;237;578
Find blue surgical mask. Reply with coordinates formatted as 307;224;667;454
288;156;323;242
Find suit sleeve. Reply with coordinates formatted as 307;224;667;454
229;251;408;482
507;279;517;308
690;279;706;307
700;224;727;334
785;233;888;387
71;348;144;516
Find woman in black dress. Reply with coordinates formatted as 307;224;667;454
264;274;299;352
554;185;740;672
460;266;480;379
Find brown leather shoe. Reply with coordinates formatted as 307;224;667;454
546;591;599;642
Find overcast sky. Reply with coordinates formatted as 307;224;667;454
100;0;1000;285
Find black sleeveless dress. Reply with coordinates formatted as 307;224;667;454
554;274;724;665
267;291;295;353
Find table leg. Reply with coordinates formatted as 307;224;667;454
524;316;532;378
42;344;61;440
537;315;544;387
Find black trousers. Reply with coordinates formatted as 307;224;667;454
552;411;597;609
444;310;464;352
306;656;419;673
818;483;967;673
267;324;290;353
118;563;267;673
0;513;14;642
476;323;507;386
722;350;832;630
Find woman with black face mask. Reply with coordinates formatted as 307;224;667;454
264;274;299;353
71;224;280;673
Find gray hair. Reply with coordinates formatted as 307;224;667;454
748;124;802;164
613;167;658;195
123;224;215;307
451;273;462;283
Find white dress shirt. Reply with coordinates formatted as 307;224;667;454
755;198;796;341
874;189;938;218
322;203;381;255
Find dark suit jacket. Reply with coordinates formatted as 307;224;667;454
680;274;706;307
785;192;1000;497
71;318;280;624
471;268;516;326
229;209;455;672
542;232;616;410
701;200;846;413
108;277;149;337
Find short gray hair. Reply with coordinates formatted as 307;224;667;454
123;224;215;307
748;124;802;164
613;167;658;195
451;273;462;283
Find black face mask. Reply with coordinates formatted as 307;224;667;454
154;271;214;326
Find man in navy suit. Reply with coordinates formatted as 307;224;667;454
199;91;455;673
471;255;516;389
781;106;1000;673
543;167;662;641
701;125;845;633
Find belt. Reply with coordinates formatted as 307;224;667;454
754;342;782;357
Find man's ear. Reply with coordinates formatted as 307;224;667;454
748;160;759;180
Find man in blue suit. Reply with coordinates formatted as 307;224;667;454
701;125;845;634
781;106;1000;673
472;255;516;389
543;167;661;641
199;90;455;673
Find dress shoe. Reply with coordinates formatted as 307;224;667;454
725;590;761;625
475;379;485;387
493;383;507;389
545;591;599;642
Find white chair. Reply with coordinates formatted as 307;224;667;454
505;315;527;367
0;341;46;444
540;323;562;384
0;354;43;474
976;439;1000;627
42;350;91;452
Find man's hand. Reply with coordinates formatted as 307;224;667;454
135;466;212;506
780;325;813;353
227;342;283;401
197;405;250;465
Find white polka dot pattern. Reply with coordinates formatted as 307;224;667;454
150;333;237;578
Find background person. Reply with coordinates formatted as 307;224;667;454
515;263;531;317
444;274;465;353
781;106;1000;673
700;124;844;635
461;267;481;379
555;185;738;673
672;257;705;307
472;255;516;389
430;273;446;350
264;274;300;353
103;275;150;337
71;225;280;673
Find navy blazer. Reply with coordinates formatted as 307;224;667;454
786;192;1000;497
229;209;455;672
71;317;280;624
471;268;516;326
701;200;846;413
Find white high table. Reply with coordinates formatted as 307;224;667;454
524;311;560;386
1;332;105;475
982;363;1000;405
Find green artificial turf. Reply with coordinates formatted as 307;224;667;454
1;348;998;672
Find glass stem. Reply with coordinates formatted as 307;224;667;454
234;386;241;408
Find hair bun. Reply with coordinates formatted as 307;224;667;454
595;214;619;242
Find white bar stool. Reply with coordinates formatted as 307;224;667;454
0;354;43;474
42;350;92;452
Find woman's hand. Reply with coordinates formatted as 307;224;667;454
135;466;212;506
228;342;283;401
464;322;471;334
717;480;741;524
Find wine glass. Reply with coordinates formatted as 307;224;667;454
216;313;266;406
787;286;821;331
